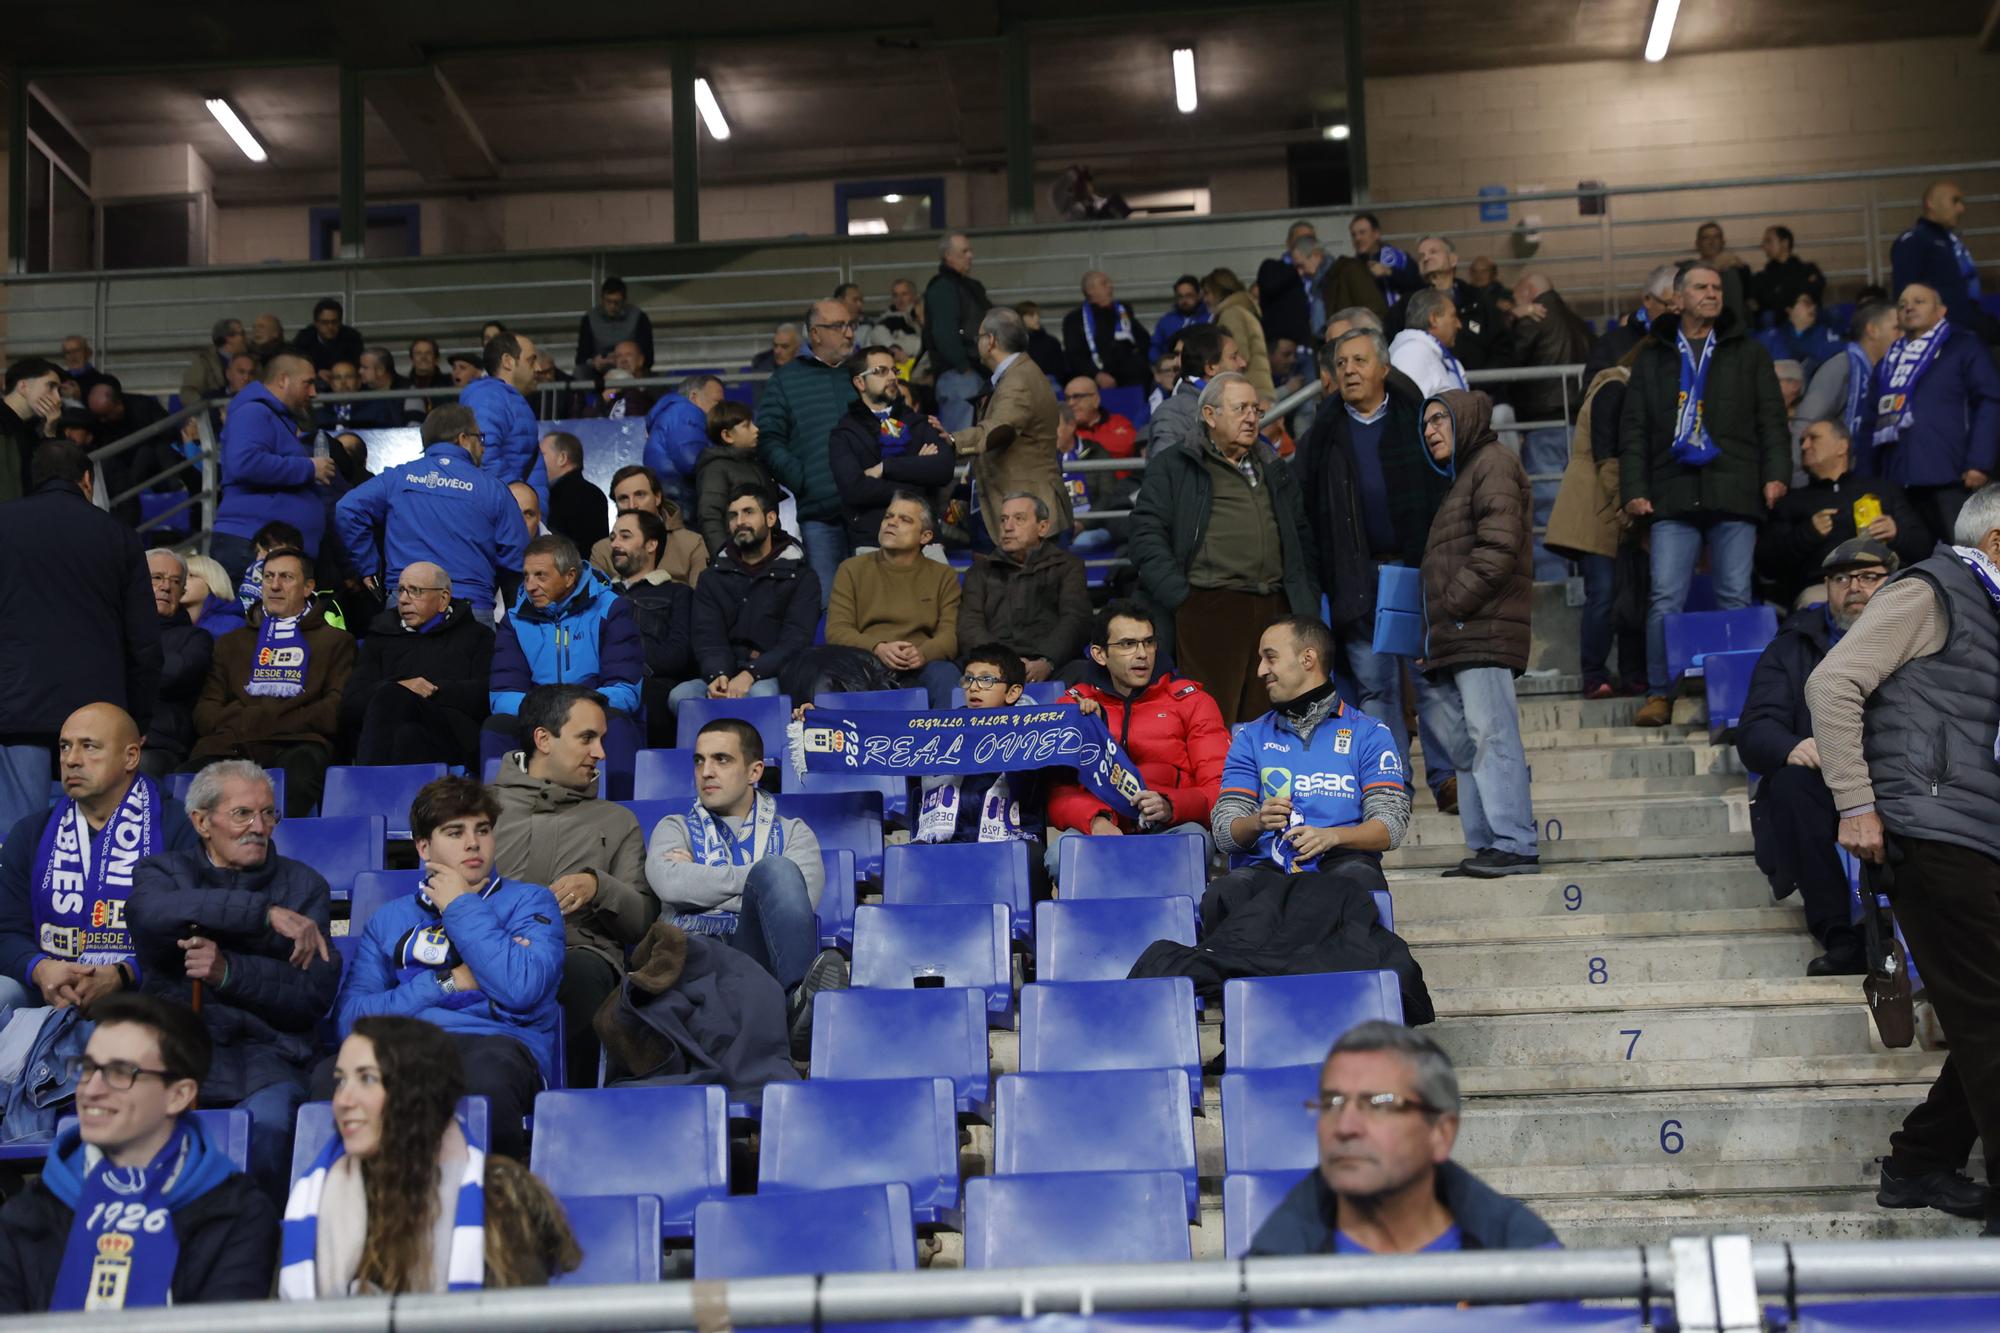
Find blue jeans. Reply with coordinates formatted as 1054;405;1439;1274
1420;665;1538;857
910;660;962;711
1645;518;1756;691
667;676;780;717
207;532;259;593
799;520;850;610
0;975;27;1029
1579;552;1616;688
237;1075;310;1206
935;368;986;433
726;857;818;990
1523;428;1573;581
1340;632;1452;796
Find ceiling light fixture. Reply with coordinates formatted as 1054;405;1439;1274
693;77;731;141
1644;0;1681;62
1323;123;1351;142
204;97;268;163
882;193;902;203
1172;48;1197;114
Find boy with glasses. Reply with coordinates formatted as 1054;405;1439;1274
907;647;1050;877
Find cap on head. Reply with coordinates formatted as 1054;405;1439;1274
1820;538;1897;577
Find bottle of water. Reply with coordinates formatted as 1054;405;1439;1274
312;432;330;461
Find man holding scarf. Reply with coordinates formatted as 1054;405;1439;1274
1806;484;2000;1233
0;993;277;1312
1620;262;1792;728
1861;282;2000;546
1063;270;1151;389
0;705;200;1017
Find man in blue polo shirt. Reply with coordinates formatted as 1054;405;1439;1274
1205;616;1410;932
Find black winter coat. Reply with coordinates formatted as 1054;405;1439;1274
826;399;959;546
1755;469;1930;607
690;534;822;683
1736;606;1833;777
1619;310;1790;525
147;611;215;766
0;480;163;738
338;599;495;743
618;573;696;681
547;471;612;554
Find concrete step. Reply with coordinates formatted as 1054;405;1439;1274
1514;697;1648;731
1457;1052;1943;1098
1386;858;1775;919
1401;907;1801;947
1513;742;1743;785
1403;795;1748;849
1479;1157;1950;1204
1414;932;1818;988
1532;1191;1975;1247
1383;831;1756;869
1429;1004;1881;1070
1514;772;1747;803
1433;975;1869;1018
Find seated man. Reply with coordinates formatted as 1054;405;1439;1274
128;760;340;1204
186;547;355;818
1737;539;1893;976
1248;1021;1556;1255
643;719;841;1049
1757;419;1929;608
608;508;695;744
143;548;214;779
1204;618;1410;933
334;775;564;1161
337;562;495;767
491;686;657;1091
1063;377;1138;462
486;534;644;763
1047;601;1227;881
825;491;963;709
0;704;200;1016
0;992;279;1312
914;646;1047;864
679;484;821;714
587;465;708;589
957;492;1092;685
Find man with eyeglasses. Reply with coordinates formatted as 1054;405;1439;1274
338;562;495;768
1248;1021;1555;1256
0;992;279;1312
829;344;957;550
334;403;529;621
1062;377;1138;464
1739;539;1895;978
128;759;338;1206
140;549;214;780
757;298;860;605
1758;418;1928;609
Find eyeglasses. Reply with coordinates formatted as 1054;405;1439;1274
457;431;485;445
1304;1091;1440;1118
1106;637;1156;653
1829;570;1889;589
861;366;898;379
961;673;1006;689
149;572;186;588
217;805;280;828
67;1057;178;1091
397;584;447;598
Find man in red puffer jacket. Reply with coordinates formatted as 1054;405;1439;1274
1046;599;1229;885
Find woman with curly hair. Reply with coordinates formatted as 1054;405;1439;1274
278;1015;578;1297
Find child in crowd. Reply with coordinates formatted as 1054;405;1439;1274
692;399;778;556
916;645;1051;894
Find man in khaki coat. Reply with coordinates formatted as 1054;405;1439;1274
949;307;1072;547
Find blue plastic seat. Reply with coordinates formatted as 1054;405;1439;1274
964;1170;1191;1267
1034;896;1196;982
165;766;285;813
1058;830;1207;899
1100;385;1151;429
1701;648;1763;740
272;815;385;901
776;791;885;881
1664;606;1778;684
347;869;426;935
993;1069;1198;1218
1793;1298;2000;1331
1222;971;1404;1071
49;1109;250;1173
529;1085;729;1237
291;1097;490;1187
321;763;448;838
884;842;1032;939
785;767;910;823
1019;978;1200;1108
758;1077;961;1226
676;695;791;763
814;688;927;712
818;847;856;949
632;748;699;800
694;1183;917;1278
618;798;681;844
1220;1065;1319;1173
554;1194;663;1285
851;902;1013;1024
949;680;1067;707
810;986;991;1118
1222;1171;1300;1258
1375;889;1395;932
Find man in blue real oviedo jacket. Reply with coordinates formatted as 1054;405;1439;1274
461;332;549;508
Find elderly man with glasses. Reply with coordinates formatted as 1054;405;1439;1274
338;562;496;768
141;548;216;779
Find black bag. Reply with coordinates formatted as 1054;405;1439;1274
777;644;898;702
1860;858;1915;1049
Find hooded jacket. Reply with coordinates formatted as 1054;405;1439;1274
1421;390;1535;675
827;397;959;546
338;599;496;745
1248;1160;1557;1256
956;540;1093;669
1047;674;1229;834
214;380;325;552
460;375;542;490
691;533;822;683
490;751;658;973
0;1120;278;1313
644;392;710;490
333;441;529;613
190;602;356;759
490;565;645;717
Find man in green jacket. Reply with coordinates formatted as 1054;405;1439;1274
1620;262;1790;726
755;298;857;606
1128;372;1321;727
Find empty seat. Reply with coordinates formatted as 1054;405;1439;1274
291;1097;490;1187
814;687;927;712
1220;1065;1319;1174
851;902;1013;1024
166;766;285;813
631;748;699;800
777;791;885;881
993;1069;1198;1217
811;986;991;1119
1664;606;1777;684
1222;972;1404;1071
883;841;1032;938
530;1085;728;1237
320;763;448;837
949;680;1066;707
694;1183;917;1278
785;768;910;823
554;1194;663;1285
348;869;427;935
52;1109;249;1173
272;815;385;901
1223;1171;1302;1258
818;847;856;949
1019;978;1200;1109
758;1077;961;1226
964;1170;1191;1268
1034;896;1195;983
1058;830;1207;900
676;695;791;763
1701;648;1763;741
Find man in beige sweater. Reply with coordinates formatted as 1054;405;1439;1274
826;490;963;707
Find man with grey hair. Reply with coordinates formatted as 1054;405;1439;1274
826;491;963;707
1797;300;1900;449
758;299;861;603
1248;1020;1556;1254
143;547;215;778
953;306;1070;549
1063;270;1151;389
749;323;800;375
957;491;1092;683
1806;485;2000;1231
924;232;991;432
642;371;725;507
182;317;247;404
340;559;496;767
1399;235;1505;374
1387;287;1466;399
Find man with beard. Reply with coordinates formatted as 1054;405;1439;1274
676;484;822;716
608;507;695;744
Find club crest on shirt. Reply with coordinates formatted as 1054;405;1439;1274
1333;728;1353;755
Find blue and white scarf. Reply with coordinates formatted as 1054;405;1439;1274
50;1120;196;1310
1428;333;1467;391
1871;320;1951;450
234;557;263;615
1081;302;1135;371
1670;327;1721;467
915;773;1022;845
395;878;500;1012
245;612;312;698
874;408;911;459
1950;230;1984;301
280;1118;486;1299
673;791;787;936
32;775;160;972
1840;341;1875;443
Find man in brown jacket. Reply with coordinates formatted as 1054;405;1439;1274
957;493;1092;683
490;683;658;1091
1418;390;1540;877
826;491;963;707
186;547;353;818
950;307;1071;548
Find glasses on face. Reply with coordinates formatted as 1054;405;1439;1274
1829;570;1889;590
397;584;447;599
1305;1090;1439;1118
67;1056;176;1091
149;572;185;588
961;673;1006;689
861;366;897;379
218;805;280;829
1063;390;1098;402
1107;636;1156;653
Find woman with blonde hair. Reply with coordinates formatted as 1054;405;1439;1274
179;551;245;638
1201;267;1274;398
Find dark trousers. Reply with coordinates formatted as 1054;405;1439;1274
1175;588;1288;729
558;949;621;1091
1752;765;1860;954
1200;856;1388;934
356;685;480;768
180;741;328;819
1884;836;2000;1210
1905;485;1968;551
1579;547;1648;688
312;1030;541;1161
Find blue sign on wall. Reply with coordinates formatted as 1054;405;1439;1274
1478;185;1509;223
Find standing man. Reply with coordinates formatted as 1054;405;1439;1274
0;357;62;503
1621;263;1791;727
1063;271;1151;389
1149;275;1209;363
1863;282;2000;545
1139;324;1243;458
1128;372;1320;726
1805;487;2000;1230
1257;239;1328;351
1892;181;1996;343
338;563;495;768
1749;225;1828;327
952;307;1071;550
291;299;364;372
182;318;248;404
957;492;1093;684
677;485;820;715
828;345;958;549
642;372;724;500
922;233;991;432
1506;272;1596;578
575;276;655;376
211;353;330;586
1797;301;1900;449
756;299;859;603
462;331;543;498
1387;289;1466;400
1400;235;1506;375
1349;213;1421;310
541;430;612;555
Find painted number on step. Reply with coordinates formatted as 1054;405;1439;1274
1588;957;1607;984
1659;1119;1684;1154
1620;1028;1642;1059
1544;818;1563;842
1563;884;1582;911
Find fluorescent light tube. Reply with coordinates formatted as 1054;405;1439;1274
1172;48;1197;114
1644;0;1681;62
204;97;267;163
693;78;730;141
